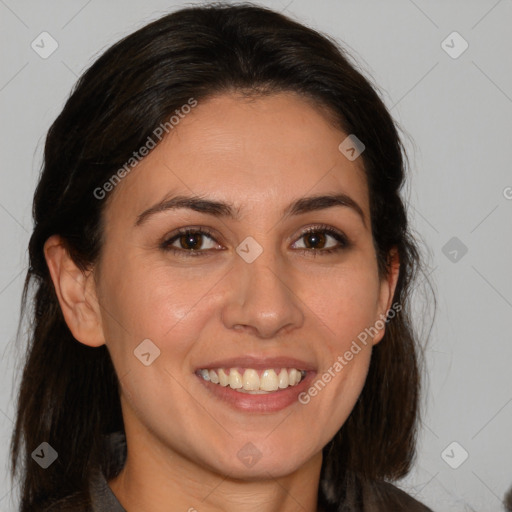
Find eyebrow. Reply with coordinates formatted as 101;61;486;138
135;193;366;227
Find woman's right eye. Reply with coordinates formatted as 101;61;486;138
161;229;222;256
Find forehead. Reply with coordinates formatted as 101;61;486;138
104;92;369;224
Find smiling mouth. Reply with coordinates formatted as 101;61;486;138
197;367;307;393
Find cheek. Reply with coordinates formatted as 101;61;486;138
97;255;225;360
299;262;382;348
294;262;380;415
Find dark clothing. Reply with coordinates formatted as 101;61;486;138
90;471;126;512
44;432;433;511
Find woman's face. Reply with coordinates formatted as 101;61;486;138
92;92;397;479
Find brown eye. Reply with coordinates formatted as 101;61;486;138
291;226;349;254
162;228;221;256
179;232;204;250
303;232;327;249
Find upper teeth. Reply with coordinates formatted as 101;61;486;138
198;368;306;393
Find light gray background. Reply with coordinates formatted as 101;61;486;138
1;1;511;511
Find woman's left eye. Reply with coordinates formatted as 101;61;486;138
161;226;349;257
291;227;349;253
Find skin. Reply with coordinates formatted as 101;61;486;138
45;92;399;512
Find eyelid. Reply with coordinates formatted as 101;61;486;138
160;223;350;256
160;226;224;253
290;223;350;250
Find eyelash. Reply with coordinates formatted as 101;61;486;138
160;224;350;258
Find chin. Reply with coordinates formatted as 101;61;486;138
204;441;318;481
225;458;309;481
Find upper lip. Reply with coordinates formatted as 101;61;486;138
195;355;316;372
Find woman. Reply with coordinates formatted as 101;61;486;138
10;4;432;511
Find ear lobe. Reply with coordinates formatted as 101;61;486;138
372;248;400;346
44;235;105;347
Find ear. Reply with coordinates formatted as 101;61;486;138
44;235;105;347
372;247;400;346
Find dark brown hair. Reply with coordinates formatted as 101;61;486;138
10;3;426;510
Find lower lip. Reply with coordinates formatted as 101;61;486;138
196;372;316;413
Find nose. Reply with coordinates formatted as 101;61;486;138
221;250;304;339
